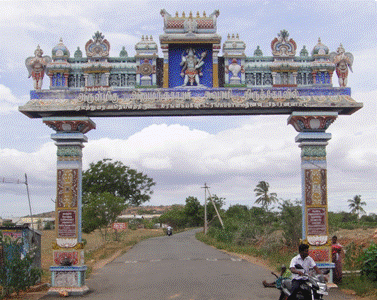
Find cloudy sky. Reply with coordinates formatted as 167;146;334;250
0;0;376;218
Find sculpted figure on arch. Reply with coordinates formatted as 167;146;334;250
330;44;354;87
25;45;52;90
180;48;207;87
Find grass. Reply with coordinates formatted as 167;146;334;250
196;231;292;272
340;275;377;298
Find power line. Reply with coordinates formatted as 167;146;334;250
0;174;35;238
0;177;26;184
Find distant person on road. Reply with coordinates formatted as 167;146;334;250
331;235;343;284
167;226;172;236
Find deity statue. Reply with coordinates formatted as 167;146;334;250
330;44;354;87
227;59;243;83
180;48;207;87
25;45;51;90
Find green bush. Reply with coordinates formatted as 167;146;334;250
215;229;234;244
234;224;264;246
344;242;363;271
279;200;302;249
341;275;377;297
362;243;377;281
143;219;157;229
43;221;54;230
0;234;42;298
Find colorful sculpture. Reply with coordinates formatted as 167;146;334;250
330;44;354;87
25;45;51;90
180;48;207;87
227;59;242;83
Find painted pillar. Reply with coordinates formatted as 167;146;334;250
161;45;169;88
212;43;221;88
43;116;96;296
288;112;338;282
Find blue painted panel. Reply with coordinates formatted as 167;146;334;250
168;44;213;88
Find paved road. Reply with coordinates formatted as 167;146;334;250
40;229;355;300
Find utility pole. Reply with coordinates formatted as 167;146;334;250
206;186;224;229
0;174;35;233
24;174;35;234
201;183;208;234
201;183;224;232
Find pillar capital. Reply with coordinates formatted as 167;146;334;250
287;112;338;133
43;117;96;134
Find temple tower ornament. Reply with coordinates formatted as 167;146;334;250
270;30;298;87
159;9;221;88
223;33;246;86
48;39;71;90
288;111;338;282
330;44;354;87
25;45;52;90
311;38;334;86
83;32;111;87
135;35;158;87
43;117;95;296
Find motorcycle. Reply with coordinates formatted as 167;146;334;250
280;264;328;300
167;227;172;236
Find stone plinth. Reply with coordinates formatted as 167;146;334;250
49;266;89;296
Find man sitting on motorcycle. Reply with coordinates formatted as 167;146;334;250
287;243;322;300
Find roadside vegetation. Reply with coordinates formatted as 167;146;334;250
0;233;41;299
159;181;377;299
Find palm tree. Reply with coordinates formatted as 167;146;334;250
254;181;278;210
348;195;366;218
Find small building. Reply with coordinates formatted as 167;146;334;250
0;225;42;269
18;217;55;230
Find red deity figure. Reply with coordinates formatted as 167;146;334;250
25;45;51;90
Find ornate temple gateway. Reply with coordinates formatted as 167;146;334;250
20;10;362;296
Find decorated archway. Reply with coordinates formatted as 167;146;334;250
20;10;361;296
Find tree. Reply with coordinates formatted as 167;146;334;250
82;192;127;240
348;195;366;218
184;196;203;227
279;200;302;249
206;194;226;226
82;159;156;206
159;205;187;229
254;181;278;210
226;204;249;219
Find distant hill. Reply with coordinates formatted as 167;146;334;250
26;205;177;218
122;205;179;215
25;211;55;218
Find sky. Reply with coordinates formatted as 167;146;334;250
0;0;376;218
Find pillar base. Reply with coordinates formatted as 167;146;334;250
50;266;89;295
48;286;89;296
317;262;335;284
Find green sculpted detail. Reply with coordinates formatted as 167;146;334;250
57;146;82;157
301;145;326;158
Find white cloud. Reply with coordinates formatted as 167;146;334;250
350;46;377;92
0;84;24;114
